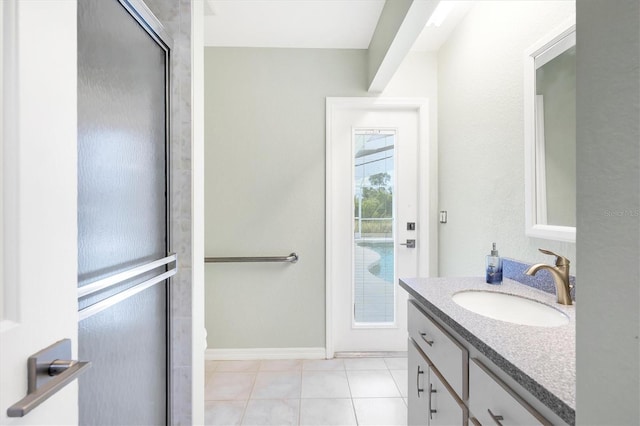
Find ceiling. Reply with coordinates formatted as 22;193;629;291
203;0;474;52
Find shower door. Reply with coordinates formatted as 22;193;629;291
77;0;173;424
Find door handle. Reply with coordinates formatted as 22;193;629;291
419;332;434;346
428;383;437;420
399;239;416;248
487;409;505;425
6;339;91;418
416;365;424;396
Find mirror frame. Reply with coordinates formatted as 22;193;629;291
524;17;576;243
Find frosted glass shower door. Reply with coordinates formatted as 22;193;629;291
77;0;173;424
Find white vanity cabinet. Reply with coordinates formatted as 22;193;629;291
408;339;467;425
468;358;551;426
408;300;468;425
401;278;574;426
407;298;564;426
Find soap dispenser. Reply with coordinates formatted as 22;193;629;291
486;243;503;284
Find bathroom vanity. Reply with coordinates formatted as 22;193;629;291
400;277;575;426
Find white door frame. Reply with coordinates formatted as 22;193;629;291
325;97;434;358
190;1;205;424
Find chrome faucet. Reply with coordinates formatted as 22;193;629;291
525;249;573;305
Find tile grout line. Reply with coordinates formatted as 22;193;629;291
344;362;360;425
238;365;260;425
205;358;408;425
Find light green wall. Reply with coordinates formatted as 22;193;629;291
437;1;577;277
204;48;371;349
204;47;439;350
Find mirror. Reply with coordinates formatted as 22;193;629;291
524;18;576;242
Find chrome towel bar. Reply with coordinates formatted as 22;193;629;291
205;252;298;264
78;253;177;299
77;253;178;321
78;268;176;321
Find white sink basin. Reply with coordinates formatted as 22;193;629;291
451;290;569;327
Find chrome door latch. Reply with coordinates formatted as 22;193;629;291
400;239;416;248
7;339;91;418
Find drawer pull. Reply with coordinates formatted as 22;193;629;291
420;332;434;346
488;409;504;425
470;417;482;426
428;383;437;420
416;366;424;396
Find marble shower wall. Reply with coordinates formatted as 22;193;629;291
142;0;193;424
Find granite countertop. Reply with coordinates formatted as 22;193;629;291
399;276;575;425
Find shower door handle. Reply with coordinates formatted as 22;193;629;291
400;239;416;248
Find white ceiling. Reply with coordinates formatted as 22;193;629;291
203;0;474;52
204;0;386;49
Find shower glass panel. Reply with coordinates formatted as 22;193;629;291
77;0;169;424
353;130;396;324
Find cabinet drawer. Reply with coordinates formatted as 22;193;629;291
469;358;550;425
408;300;468;399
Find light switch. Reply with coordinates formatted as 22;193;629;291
439;211;448;223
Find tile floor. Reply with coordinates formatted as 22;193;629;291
204;357;408;426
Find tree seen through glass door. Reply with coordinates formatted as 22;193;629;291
353;130;395;324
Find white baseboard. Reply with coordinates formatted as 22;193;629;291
205;347;326;361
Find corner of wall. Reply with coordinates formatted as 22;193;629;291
575;0;640;423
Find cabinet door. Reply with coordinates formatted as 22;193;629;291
408;339;431;426
409;339;467;425
429;367;466;426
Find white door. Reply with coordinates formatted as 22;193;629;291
0;1;79;424
326;98;431;355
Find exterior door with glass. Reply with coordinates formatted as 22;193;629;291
327;98;429;355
